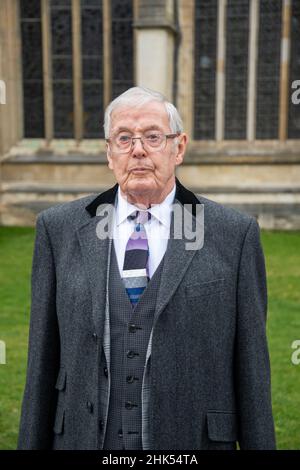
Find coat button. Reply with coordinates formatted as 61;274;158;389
99;419;104;431
126;375;134;383
104;366;108;377
86;401;94;413
118;429;123;438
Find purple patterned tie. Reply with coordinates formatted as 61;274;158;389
122;210;151;308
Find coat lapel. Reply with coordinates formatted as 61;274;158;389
76;183;118;336
154;196;204;323
76;217;109;336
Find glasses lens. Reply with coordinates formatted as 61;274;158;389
144;132;165;150
111;133;131;153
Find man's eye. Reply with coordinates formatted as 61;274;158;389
146;133;160;141
118;135;131;143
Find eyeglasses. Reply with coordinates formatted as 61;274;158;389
106;131;180;154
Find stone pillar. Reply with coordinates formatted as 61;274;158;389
176;0;195;138
279;0;292;141
134;0;177;101
0;0;23;157
0;0;8;156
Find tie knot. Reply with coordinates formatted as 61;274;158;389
128;210;151;225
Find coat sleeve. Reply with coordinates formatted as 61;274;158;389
17;212;60;449
235;217;276;449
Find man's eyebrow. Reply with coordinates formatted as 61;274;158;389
143;125;163;132
112;125;164;134
112;126;132;134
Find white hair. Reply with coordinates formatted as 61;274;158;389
103;86;183;138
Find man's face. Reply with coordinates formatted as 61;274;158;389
106;101;187;202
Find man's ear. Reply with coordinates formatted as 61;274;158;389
175;133;188;166
106;144;114;170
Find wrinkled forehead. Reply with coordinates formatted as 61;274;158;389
110;101;170;133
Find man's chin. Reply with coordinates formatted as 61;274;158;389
127;177;154;193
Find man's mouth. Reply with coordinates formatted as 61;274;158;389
130;168;152;173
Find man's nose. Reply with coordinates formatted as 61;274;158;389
131;138;146;156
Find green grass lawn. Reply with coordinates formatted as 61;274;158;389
0;227;300;449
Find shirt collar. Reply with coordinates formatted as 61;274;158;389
116;183;176;228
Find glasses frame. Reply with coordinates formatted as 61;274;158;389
106;132;181;154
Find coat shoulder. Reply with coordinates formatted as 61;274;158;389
195;193;258;235
35;193;98;227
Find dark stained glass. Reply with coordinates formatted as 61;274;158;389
51;0;71;6
20;0;44;137
20;0;41;19
194;0;218;140
52;57;73;80
288;0;300;138
111;0;134;99
51;0;74;137
256;0;282;139
81;0;101;5
83;83;103;137
51;8;73;55
81;0;104;138
52;83;74;138
225;0;249;139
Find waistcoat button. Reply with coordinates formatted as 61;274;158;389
92;332;97;342
125;401;136;410
128;324;142;333
126;375;134;383
86;401;93;413
127;350;138;358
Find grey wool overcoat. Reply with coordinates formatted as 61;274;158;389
18;176;276;450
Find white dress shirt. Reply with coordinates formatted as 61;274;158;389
113;183;176;279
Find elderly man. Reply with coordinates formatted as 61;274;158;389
18;86;276;450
